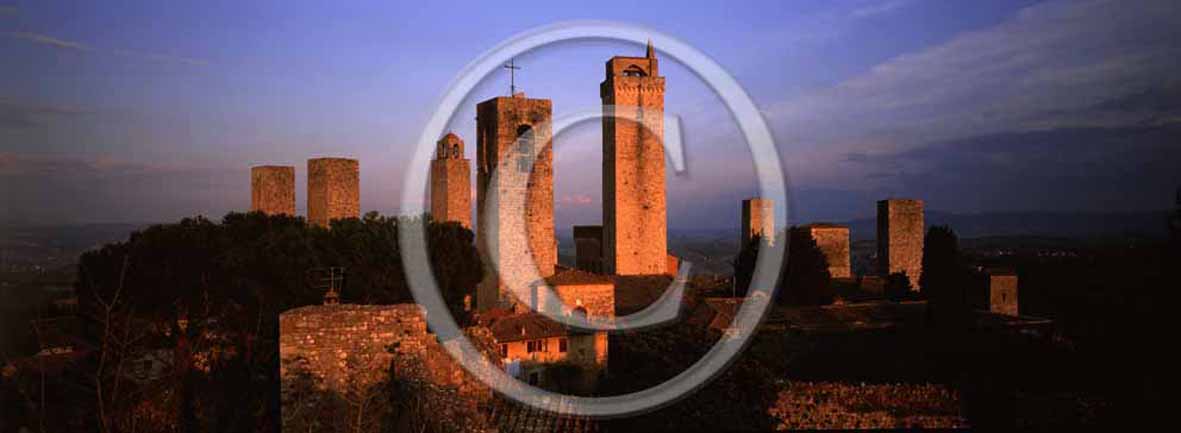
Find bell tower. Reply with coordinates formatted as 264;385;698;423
475;93;556;311
602;41;667;275
430;132;471;229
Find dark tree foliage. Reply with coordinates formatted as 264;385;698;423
779;228;833;306
884;272;912;302
731;235;763;297
920;225;971;328
69;211;482;432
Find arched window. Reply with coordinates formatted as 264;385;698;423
516;125;534;173
622;65;647;77
451;144;460;159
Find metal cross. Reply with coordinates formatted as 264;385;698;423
504;58;521;95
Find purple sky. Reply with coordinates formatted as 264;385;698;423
2;0;1179;230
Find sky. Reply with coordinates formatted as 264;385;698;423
1;0;1179;231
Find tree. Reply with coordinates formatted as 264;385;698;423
70;211;485;433
920;225;971;328
779;228;833;306
884;272;912;302
731;235;763;297
1170;187;1180;257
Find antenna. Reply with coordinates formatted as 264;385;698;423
504;58;521;96
307;266;345;305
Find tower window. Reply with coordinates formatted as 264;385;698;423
622;65;647;77
516;125;535;173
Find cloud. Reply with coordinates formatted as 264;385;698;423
851;0;912;18
4;31;207;66
0;152;241;224
5;31;88;51
0;98;91;130
557;194;594;206
769;0;1181;152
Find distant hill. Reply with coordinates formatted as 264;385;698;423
839;210;1169;241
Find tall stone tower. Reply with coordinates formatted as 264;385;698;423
251;165;295;216
475;93;556;311
602;41;667;276
877;198;924;289
430;132;472;229
741;198;775;246
799;223;851;279
308;158;360;228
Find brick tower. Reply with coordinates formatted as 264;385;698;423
308;158;360;228
602;41;667;275
741;198;775;247
877;199;924;289
475;93;556;311
430;132;472;229
251;165;295;216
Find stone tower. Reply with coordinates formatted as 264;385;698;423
799;223;852;279
251;165;295;216
430;132;472;229
877;198;924;289
573;225;604;274
602;41;667;276
475;93;556;311
741;198;775;247
308;158;360;228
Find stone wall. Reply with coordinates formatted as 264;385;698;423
602;50;667;276
279;304;500;432
251;165;295;216
876;199;924;289
431;133;472;229
742;198;775;247
768;381;964;430
307;158;360;228
475;95;556;311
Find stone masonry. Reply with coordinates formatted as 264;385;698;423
431;132;472;229
250;165;295;216
475;94;556;311
801;223;852;279
877;199;924;289
602;42;668;276
307;157;360;228
279;304;500;432
741;198;775;247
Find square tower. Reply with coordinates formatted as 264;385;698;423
974;268;1018;316
602;41;667;276
877;198;924;289
430;132;472;229
475;94;556;311
251;165;295;216
573;225;604;274
307;158;359;228
800;223;852;279
741;198;775;247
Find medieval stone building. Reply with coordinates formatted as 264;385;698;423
602;41;668;276
741;197;775;247
250;165;295;216
799;223;852;279
573;225;604;274
307;157;360;228
475;93;556;312
431;132;472;229
877;198;924;289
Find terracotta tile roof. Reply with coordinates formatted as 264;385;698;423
485;312;570;343
546;268;613;285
